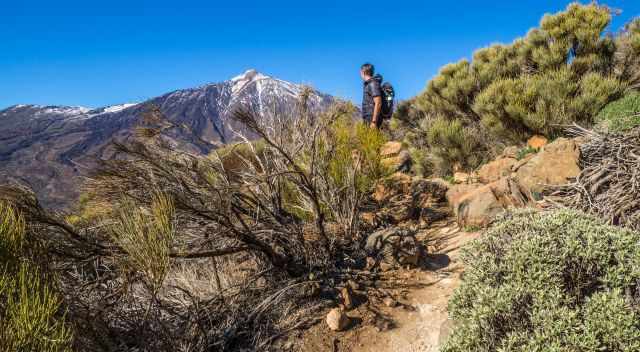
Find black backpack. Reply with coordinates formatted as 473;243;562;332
373;74;395;119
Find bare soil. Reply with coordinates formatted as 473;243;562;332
299;219;480;352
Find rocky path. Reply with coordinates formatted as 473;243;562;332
301;220;480;352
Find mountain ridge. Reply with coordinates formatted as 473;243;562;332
0;69;334;208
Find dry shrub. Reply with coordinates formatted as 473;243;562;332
550;125;640;231
0;95;389;351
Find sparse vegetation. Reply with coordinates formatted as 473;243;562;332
0;96;392;351
444;209;640;351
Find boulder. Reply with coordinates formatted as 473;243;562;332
359;212;378;228
383;297;398;308
373;172;412;203
365;228;421;267
477;157;517;184
380;141;403;157
515;138;580;197
454;184;503;227
381;150;411;172
511;153;536;173
326;308;350;331
502;146;520;159
373;174;449;225
527;135;548;149
450;177;531;227
446;183;481;207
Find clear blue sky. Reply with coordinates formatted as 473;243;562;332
1;1;639;109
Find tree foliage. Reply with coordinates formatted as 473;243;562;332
397;2;637;174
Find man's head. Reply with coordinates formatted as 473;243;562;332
360;63;374;81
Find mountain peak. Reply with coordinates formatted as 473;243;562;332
231;69;268;82
231;69;271;94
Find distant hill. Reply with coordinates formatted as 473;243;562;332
0;69;333;208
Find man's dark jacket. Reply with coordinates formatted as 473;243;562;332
362;75;383;124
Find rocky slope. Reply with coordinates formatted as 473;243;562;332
0;70;333;208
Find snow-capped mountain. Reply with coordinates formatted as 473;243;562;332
0;70;334;208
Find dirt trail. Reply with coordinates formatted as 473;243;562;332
301;220;480;352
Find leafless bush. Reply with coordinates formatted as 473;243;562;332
550;125;640;231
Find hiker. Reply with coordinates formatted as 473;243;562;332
360;63;395;129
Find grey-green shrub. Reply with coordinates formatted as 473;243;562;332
596;91;640;132
443;209;640;351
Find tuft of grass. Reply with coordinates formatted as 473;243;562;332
111;192;175;293
463;224;481;232
0;263;73;352
516;146;538;160
0;201;72;352
442;175;456;184
0;201;25;264
596;91;640;132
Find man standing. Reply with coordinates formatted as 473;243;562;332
360;63;383;129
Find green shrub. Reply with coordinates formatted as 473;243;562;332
325;115;390;194
426;118;487;174
443;209;640;351
596;91;640;131
0;202;72;352
401;3;633;174
111;192;175;293
516;146;538;160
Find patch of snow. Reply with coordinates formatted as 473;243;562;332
102;103;137;114
231;69;270;95
35;106;91;117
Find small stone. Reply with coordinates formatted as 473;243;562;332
347;280;359;291
360;212;377;227
375;320;392;332
379;262;394;272
453;172;469;184
365;257;376;270
341;287;354;310
383;297;398;308
326;308;350;331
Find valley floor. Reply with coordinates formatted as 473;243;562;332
300;219;480;352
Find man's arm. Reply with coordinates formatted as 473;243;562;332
371;96;382;128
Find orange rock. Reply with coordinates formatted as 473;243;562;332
527;135;548;150
326;308;350;331
477;157;517;184
380;141;403;157
516;138;581;197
